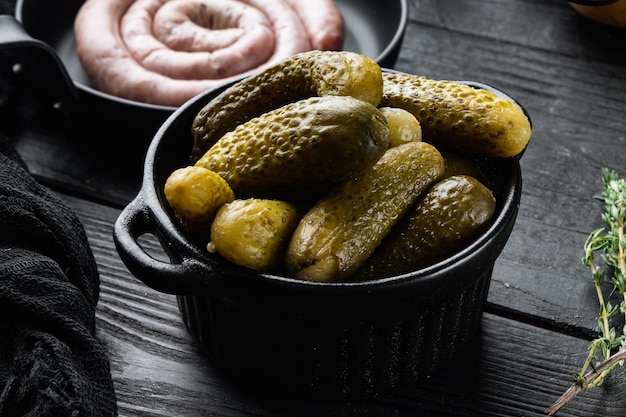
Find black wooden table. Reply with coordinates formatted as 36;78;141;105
3;0;626;415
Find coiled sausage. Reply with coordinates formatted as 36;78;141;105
74;0;345;106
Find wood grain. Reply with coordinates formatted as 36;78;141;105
61;185;626;417
4;0;626;414
11;0;623;332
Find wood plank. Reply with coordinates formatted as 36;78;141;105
7;0;626;367
98;310;626;417
7;115;146;207
404;0;626;66
61;187;626;417
4;0;626;415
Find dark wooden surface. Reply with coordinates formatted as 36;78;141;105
3;0;626;415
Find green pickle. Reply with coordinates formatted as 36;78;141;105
195;95;390;199
285;141;445;282
191;50;383;160
356;175;496;280
378;106;422;147
381;72;531;158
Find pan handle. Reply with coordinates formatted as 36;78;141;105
0;15;80;119
113;195;233;296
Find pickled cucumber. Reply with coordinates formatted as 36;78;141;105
208;199;301;272
164;166;235;234
381;72;531;158
191;50;383;160
356;175;496;279
195;95;390;199
379;106;422;147
285;141;445;282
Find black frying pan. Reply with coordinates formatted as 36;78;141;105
0;0;408;141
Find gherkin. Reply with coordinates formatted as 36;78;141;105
381;72;531;158
191;50;383;161
356;175;496;279
209;199;301;272
164;165;235;234
285;141;445;283
195;95;390;199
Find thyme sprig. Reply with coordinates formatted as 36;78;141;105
547;168;626;416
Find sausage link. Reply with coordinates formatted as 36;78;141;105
285;0;345;51
74;0;344;106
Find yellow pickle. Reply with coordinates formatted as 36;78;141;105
381;71;531;158
208;199;301;272
164;166;235;234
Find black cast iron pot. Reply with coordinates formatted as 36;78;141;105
113;75;527;396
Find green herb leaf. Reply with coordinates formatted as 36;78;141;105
547;168;626;416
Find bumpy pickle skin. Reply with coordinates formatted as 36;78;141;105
285;141;445;282
194;95;390;199
191;50;383;161
164;165;235;234
381;72;531;158
208;199;301;272
356;175;496;280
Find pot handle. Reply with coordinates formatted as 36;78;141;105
0;15;80;119
113;196;230;295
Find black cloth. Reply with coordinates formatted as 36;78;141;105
0;132;118;417
0;1;117;415
0;140;119;415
